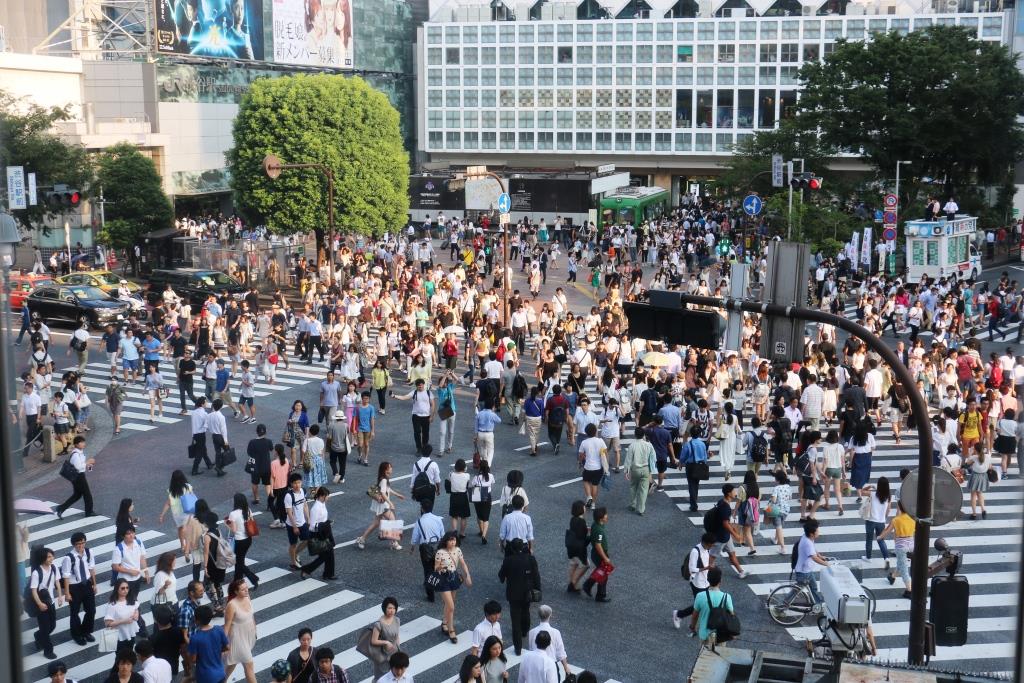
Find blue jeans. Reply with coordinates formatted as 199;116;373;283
794;571;823;605
864;520;889;560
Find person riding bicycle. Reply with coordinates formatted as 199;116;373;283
793;519;830;606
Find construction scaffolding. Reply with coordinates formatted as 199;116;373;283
32;0;152;58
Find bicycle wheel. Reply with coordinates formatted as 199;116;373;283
767;584;814;626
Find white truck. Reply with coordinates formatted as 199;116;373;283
904;215;982;284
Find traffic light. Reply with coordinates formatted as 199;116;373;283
624;299;722;350
790;172;822;191
45;185;82;209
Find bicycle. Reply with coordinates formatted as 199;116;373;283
766;559;877;627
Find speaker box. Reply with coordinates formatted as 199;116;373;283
930;575;969;647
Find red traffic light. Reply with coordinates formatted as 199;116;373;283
68;191;81;206
807;177;822;190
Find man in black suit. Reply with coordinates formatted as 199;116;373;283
497;538;541;655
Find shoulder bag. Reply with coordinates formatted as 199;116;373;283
706;592;741;641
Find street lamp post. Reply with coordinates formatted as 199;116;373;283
262;154;337;286
462;166;510;328
891;160;912;275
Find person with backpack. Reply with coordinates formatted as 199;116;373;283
678;426;709;512
504;360;527;426
767;405;793;471
766;470;793;554
543;384;571;455
689;567;736;648
411;499;446;602
672;532;715;632
27;546;62;660
201;511;231;615
742;417;770;476
61;532;97;646
522;385;546;457
705;484;748;579
410;446;442;507
735;471;761;555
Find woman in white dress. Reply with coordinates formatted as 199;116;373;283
716;402;742;481
356;461;404;550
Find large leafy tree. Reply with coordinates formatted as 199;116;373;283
797;25;1024;206
0;91;94;232
227;74;409;249
716;120;836;197
95;142;173;275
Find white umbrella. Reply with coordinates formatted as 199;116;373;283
442;325;465;335
14;498;54;515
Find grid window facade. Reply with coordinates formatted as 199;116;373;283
422;14;1005;155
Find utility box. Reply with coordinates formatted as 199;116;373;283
761;241;811;364
40;425;56;463
821;564;871;625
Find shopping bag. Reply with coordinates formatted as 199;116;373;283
589;562;615;585
97;628;119;653
378;519;404;541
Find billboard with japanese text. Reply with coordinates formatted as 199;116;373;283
155;0;265;60
272;0;353;68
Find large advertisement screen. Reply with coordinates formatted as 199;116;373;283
410;176;465;211
272;0;353;68
155;0;266;60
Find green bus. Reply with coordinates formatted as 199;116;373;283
598;186;670;231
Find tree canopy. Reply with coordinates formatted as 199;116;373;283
0;91;94;232
227;74;409;243
95;143;173;270
796;25;1024;198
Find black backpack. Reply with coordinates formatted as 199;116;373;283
411;461;433;502
750;432;769;463
681;544;703;581
548;400;566;426
790;536;802;571
512;373;527;400
702;506;720;534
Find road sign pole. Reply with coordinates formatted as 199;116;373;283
677;292;934;667
786;162;794;240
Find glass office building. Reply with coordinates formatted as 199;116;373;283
417;0;1009;181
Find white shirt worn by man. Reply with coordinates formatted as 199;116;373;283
527;622;567;665
471;618;502;653
139;655;173;683
519;648;558;683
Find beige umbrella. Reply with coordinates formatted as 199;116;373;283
442;325;466;335
641;351;672;367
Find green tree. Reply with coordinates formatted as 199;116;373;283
797;25;1024;212
0;91;94;232
95;142;173;275
227;74;409;250
716;121;835;197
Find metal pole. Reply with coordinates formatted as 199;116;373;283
675;292;934;666
325;168;335;286
797;159;805;238
787;162;794;240
486;172;510;329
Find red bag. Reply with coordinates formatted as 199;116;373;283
589;562;615;585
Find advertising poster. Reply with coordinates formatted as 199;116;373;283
409;176;464;211
861;227;872;267
6;166;25;210
155;0;265;60
272;0;353;68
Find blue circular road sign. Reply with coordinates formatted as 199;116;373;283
497;193;511;213
743;194;763;216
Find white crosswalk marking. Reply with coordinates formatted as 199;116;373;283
21;507;609;683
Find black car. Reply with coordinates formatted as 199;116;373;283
27;284;131;328
145;268;246;307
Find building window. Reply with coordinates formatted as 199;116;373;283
445;48;459;65
696;67;713;85
780;44;798;62
738;67;755;85
481;69;496;86
538;89;553;107
718;45;735;63
637;45;653;63
597;45;613;64
428;131;442;148
464;90;478;107
519;47;534;64
636;67;652;85
481;25;495;43
427;26;441;44
616;67;633;85
500;89;514;107
759;66;776;84
676;67;693;85
780;90;798;119
676;23;694;40
739;44;755;63
428;69;442;87
636;89;652;107
499;68;515;86
615;111;632;128
499;25;514;43
446;90;460;107
464;131;478;149
481;110;496;128
656;110;672;129
500;111;515;129
696;90;713;127
695;132;711;151
597;23;613;42
657;44;674;63
676;89;693;127
983;16;1002;37
500;132;515;150
758;91;775;128
463;47;478;65
576;132;593;150
557;132;573;150
500;46;515;64
636;111;652;128
464;69;478;86
717;90;734;127
677;45;693;63
482;47;496;65
518;24;534;42
636;133;652;151
538;69;554;86
519;90;534;107
518;111;534;128
718;68;734;85
577;90;593;107
615;132;631;150
781;21;799;39
845;20;863;39
578;24;594;41
519;68;534;86
428;89;441;107
538;111;553;128
698;22;715;40
463;110;478;127
803;45;819;62
697;45;714;63
557;89;573;106
518;132;534;150
538;46;554;64
481;90;496;107
428;111;442;129
596;111;612;128
446;68;460;86
760;44;776;63
780;66;799;85
595;132;612;150
577;46;593;64
597;68;613;85
558;24;573;41
823;43;836;57
637;22;653;40
719;21;735;40
577;68;593;85
427;48;441;65
616;23;633;41
656;67;673;85
482;132;496;149
715;133;733;151
803;21;821;39
737;89;754;128
616;45;633;63
655;132;671;150
739;21;756;39
760;21;777;39
538;132;554;149
442;111;457;129
657;23;674;41
557;68;573;86
463;26;477;42
538;24;554;42
675;132;692;151
558;46;574;63
445;132;460;149
616;89;632;107
656;89;673;107
577;110;593;127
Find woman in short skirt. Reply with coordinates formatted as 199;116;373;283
995;409;1019;480
447;459;471;538
433;531;472;644
964;445;991;520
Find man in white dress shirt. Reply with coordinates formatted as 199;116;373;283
526;605;571;680
519;630;558;683
136;638;172;683
190;397;212;475
206;397;230;476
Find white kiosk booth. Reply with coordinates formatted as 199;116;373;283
904;216;982;284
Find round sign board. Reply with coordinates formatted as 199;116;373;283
884;193;898;208
263;154;282;180
883;211;897;224
882;227;897;241
900;468;961;526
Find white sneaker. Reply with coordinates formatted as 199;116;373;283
738;570;749;579
332;474;341;483
672;612;682;630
